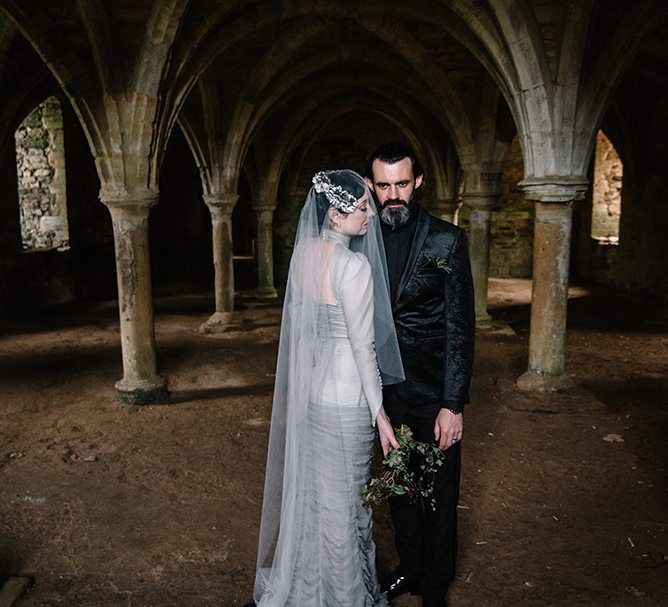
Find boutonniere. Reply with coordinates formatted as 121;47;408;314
429;256;453;273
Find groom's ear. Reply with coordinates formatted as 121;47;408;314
415;173;424;189
365;176;375;191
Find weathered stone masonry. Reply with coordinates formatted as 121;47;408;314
14;97;68;252
1;1;666;401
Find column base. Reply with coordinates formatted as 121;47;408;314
498;378;605;414
516;370;575;393
0;576;33;606
115;376;169;405
255;286;278;299
198;311;244;334
475;312;493;329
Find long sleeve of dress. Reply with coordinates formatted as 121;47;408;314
338;252;383;425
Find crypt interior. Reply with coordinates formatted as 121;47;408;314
0;1;666;606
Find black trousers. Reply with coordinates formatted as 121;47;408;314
386;406;461;601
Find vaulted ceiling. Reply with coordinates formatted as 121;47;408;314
0;1;666;198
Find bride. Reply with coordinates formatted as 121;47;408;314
246;170;405;606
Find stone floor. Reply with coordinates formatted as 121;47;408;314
0;279;666;606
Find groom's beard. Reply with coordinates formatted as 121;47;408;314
380;198;413;229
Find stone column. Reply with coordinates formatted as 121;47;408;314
254;202;278;298
463;193;499;328
516;180;588;392
200;193;239;332
433;198;460;224
102;193;168;404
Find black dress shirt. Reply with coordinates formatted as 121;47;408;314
380;206;419;301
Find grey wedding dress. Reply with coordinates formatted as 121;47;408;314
288;236;387;606
252;171;403;607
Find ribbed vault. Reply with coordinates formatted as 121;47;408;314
0;0;666;401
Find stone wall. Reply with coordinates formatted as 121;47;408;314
2;90;665;323
591;131;622;243
573;133;668;296
570;68;668;299
490;137;534;278
459;136;534;278
14;96;69;252
274;131;537;285
0;97;109;317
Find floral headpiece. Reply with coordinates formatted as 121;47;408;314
312;171;359;214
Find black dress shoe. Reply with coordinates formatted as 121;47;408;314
382;572;420;600
422;597;446;607
241;602;256;607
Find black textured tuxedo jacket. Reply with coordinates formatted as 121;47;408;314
383;206;475;419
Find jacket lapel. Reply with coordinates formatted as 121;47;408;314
394;206;430;305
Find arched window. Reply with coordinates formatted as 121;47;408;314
15;96;69;252
591;130;622;244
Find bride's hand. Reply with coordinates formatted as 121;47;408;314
376;407;399;456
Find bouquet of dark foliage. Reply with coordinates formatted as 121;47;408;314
363;425;446;511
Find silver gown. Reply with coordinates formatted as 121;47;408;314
256;234;388;607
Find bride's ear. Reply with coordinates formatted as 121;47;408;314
328;208;341;226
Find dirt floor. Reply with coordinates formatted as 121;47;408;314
0;278;666;606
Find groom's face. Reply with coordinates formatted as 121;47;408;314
365;157;423;228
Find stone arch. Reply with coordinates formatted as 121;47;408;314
484;0;576;178
0;70;53;171
251;103;430;207
0;11;14;73
0;2;116;186
463;75;513;195
176;107;211;194
575;1;668;176
211;27;476;195
219;16;476;173
0;0;191;195
161;1;523;175
242;82;452;209
219;57;457;204
0;1;193;402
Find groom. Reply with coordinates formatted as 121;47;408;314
365;143;475;607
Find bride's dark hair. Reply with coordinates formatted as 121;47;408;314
314;170;366;226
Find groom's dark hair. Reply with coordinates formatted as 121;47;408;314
364;142;424;181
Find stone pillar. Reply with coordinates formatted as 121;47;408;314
254;202;278;298
433;198;460;224
463;193;499;328
516;180;588;392
102;193;168;404
200;193;239;331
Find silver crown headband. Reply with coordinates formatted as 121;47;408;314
312;171;359;214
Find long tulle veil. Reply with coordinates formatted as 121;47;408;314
253;170;403;604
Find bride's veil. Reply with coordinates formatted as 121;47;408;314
253;170;403;604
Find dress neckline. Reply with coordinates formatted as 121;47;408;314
321;228;351;247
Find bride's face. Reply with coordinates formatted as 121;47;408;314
336;195;375;237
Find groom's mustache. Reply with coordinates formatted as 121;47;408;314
382;198;409;209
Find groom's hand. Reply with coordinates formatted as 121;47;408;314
434;408;463;450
